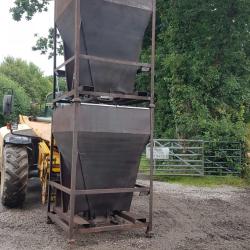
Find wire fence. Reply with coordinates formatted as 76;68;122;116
140;139;242;177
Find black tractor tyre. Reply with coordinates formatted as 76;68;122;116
0;145;29;208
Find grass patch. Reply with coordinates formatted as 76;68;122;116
154;175;250;187
139;155;250;188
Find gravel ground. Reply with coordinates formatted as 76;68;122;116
0;178;250;250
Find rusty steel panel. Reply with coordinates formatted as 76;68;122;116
55;0;152;93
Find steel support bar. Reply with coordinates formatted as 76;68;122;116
79;54;151;69
52;89;75;103
53;207;90;225
116;211;146;224
79;89;151;101
54;56;75;72
74;186;150;195
53;207;70;223
148;0;156;235
48;212;69;232
68;0;81;239
78;222;148;234
49;181;71;194
49;181;149;195
47;19;57;217
52;89;150;103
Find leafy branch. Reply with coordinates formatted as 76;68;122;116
10;0;49;21
10;1;63;58
32;28;64;59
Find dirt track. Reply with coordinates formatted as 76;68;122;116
0;178;250;250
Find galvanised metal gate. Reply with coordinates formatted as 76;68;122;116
140;139;242;177
204;141;242;175
145;139;205;176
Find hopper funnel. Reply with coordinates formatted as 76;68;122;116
55;0;152;93
52;103;150;216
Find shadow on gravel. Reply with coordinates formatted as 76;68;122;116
1;180;250;250
22;178;41;210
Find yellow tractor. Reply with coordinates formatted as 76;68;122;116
0;93;60;207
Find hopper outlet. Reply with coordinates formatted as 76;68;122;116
52;103;150;216
55;0;153;94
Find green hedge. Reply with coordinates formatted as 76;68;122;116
0;73;31;126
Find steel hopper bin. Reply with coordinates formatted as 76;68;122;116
52;103;150;216
55;0;153;93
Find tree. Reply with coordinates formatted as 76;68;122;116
0;57;52;104
33;28;63;59
154;0;250;141
10;1;63;57
10;0;250;142
10;0;49;21
0;73;31;126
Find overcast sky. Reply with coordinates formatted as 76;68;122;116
0;1;62;76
